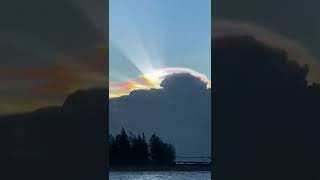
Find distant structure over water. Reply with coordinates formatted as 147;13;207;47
175;156;212;165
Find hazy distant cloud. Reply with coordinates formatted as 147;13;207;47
110;73;211;157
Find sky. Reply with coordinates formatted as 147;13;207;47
109;0;211;97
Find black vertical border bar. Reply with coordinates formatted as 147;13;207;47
211;0;216;179
211;0;217;179
211;0;215;179
106;0;109;179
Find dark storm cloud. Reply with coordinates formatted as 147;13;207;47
109;73;211;157
0;88;107;179
213;35;320;180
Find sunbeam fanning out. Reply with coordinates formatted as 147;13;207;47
109;67;211;98
109;0;211;98
109;0;211;97
110;39;160;77
109;1;165;78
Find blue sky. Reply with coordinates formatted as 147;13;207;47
109;0;211;84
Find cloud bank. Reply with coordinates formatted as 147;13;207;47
110;73;211;157
0;88;107;179
213;35;320;180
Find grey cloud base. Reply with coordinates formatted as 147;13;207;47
109;73;211;157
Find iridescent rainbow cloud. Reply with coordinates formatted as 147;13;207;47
109;67;211;98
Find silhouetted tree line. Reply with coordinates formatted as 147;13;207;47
108;128;176;166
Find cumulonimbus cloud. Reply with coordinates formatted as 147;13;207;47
109;73;211;157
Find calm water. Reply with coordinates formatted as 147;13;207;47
109;171;211;180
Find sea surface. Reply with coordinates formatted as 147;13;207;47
109;171;211;180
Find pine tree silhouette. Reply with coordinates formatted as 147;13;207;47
109;129;176;166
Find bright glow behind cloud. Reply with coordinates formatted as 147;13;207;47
109;67;211;98
109;1;211;98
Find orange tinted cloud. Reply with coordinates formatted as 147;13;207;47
0;47;108;114
109;68;210;98
110;76;156;97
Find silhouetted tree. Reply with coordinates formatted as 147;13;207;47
115;128;130;164
130;133;149;164
109;130;175;166
149;133;176;165
109;134;118;164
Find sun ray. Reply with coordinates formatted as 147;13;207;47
109;1;211;98
109;1;166;78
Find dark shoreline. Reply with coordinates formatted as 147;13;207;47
109;164;212;171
